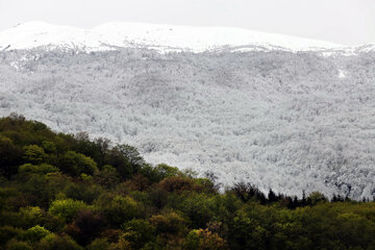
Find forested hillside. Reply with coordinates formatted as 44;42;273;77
1;47;375;199
1;115;375;250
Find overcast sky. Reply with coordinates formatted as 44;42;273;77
0;0;374;45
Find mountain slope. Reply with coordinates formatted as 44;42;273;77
0;21;344;52
0;22;375;199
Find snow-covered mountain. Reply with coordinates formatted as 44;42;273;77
0;22;375;199
0;21;348;52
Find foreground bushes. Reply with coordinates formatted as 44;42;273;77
1;115;375;249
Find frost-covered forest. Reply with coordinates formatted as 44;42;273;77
1;47;375;199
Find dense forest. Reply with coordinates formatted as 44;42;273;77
1;114;375;250
2;48;375;198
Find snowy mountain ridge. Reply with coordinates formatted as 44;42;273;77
0;21;357;53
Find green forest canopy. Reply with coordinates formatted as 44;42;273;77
1;114;375;250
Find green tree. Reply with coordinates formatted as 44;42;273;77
121;219;155;249
149;211;187;235
21;225;51;243
95;194;141;226
59;151;98;176
141;163;181;183
94;165;120;188
23;145;47;165
18;163;59;175
308;192;328;206
48;199;88;223
37;234;83;250
184;229;227;250
178;193;216;228
18;206;44;228
41;140;57;153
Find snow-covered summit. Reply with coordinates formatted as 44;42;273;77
0;21;345;52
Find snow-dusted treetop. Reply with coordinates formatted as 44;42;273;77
0;21;349;52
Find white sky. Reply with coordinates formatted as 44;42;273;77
0;0;374;45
